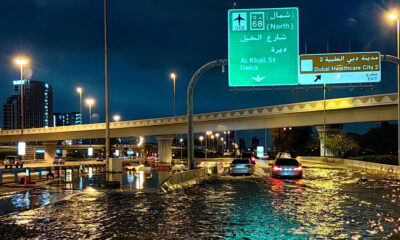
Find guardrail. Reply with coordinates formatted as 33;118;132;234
298;156;400;174
160;167;216;192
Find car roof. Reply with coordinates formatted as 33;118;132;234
275;158;299;165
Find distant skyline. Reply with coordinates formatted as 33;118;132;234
0;0;398;130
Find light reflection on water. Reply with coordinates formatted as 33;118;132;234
0;168;399;239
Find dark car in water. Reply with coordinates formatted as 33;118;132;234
271;158;303;179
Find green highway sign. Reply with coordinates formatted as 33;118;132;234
228;8;299;87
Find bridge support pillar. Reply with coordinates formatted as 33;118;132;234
43;141;58;163
156;135;174;166
316;124;343;157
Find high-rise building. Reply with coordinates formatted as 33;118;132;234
53;112;82;126
3;80;53;130
251;136;260;150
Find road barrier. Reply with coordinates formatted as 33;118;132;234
298;156;400;174
160;167;216;192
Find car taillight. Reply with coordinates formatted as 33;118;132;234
251;157;256;162
294;166;302;171
273;166;282;172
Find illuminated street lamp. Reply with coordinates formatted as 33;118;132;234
170;73;176;116
15;58;28;156
180;138;184;159
205;131;212;158
215;133;220;152
15;58;28;135
387;11;400;164
113;115;121;122
76;87;83;124
85;98;95;124
199;136;204;149
86;98;95;149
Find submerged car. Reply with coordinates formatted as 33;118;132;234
271;158;303;179
230;158;253;175
4;155;23;168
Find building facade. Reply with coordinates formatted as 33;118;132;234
53;112;82;126
3;80;53;130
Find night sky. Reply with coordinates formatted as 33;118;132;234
0;0;398;142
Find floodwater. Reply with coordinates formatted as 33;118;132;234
0;166;400;239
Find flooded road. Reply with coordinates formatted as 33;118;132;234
0;166;400;239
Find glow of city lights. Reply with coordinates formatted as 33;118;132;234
76;87;82;93
170;73;176;79
215;133;220;138
199;136;204;141
206;131;213;135
180;138;184;143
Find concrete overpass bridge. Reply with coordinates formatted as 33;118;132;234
0;93;396;142
0;93;397;163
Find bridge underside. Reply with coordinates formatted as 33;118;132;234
0;104;395;143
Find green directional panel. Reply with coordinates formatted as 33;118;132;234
228;8;299;87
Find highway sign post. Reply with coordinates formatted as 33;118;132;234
228;8;299;87
299;52;381;84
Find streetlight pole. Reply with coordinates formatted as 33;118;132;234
86;98;95;147
180;138;183;160
388;12;399;165
397;17;400;166
170;73;177;147
199;136;204;153
104;0;111;171
15;59;27;135
170;73;176;116
76;87;83;123
323;83;327;159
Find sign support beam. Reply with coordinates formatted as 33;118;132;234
187;59;227;170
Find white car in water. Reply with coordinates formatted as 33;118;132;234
230;159;254;175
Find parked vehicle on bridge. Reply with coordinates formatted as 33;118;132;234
53;156;65;165
4;155;23;168
230;159;254;175
271;158;303;179
96;156;104;162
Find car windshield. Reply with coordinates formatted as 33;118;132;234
5;156;15;160
232;159;250;164
275;158;299;166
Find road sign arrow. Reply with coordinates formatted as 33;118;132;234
252;75;265;82
314;75;321;82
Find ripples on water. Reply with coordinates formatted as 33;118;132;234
0;168;400;239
